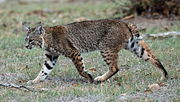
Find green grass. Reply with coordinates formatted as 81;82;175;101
0;0;180;102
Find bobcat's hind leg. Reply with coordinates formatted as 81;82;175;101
67;51;94;83
94;49;119;82
126;36;168;81
27;52;59;84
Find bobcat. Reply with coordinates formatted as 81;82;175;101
23;19;168;84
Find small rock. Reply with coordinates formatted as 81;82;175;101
40;88;49;91
148;83;160;91
158;82;167;86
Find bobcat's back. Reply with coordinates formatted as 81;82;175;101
65;19;131;52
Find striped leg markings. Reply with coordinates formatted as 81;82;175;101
94;49;119;82
125;36;168;81
68;51;93;83
27;52;59;84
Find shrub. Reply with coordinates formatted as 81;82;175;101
113;0;180;18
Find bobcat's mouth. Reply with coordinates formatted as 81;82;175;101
25;42;34;49
25;45;33;49
25;40;43;49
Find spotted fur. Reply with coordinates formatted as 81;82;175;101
23;19;168;84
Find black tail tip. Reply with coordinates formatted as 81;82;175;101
156;59;168;80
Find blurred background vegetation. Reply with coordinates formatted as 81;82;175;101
113;0;180;19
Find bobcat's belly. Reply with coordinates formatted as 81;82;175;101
77;42;99;53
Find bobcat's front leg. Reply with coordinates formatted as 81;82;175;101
27;52;59;84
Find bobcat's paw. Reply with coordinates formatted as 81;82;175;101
27;80;33;84
94;76;105;82
27;79;41;84
93;76;106;84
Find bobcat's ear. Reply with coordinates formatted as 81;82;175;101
36;24;45;35
22;22;30;32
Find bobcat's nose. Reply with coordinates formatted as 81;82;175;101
25;45;29;48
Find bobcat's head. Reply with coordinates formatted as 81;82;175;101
23;22;45;49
